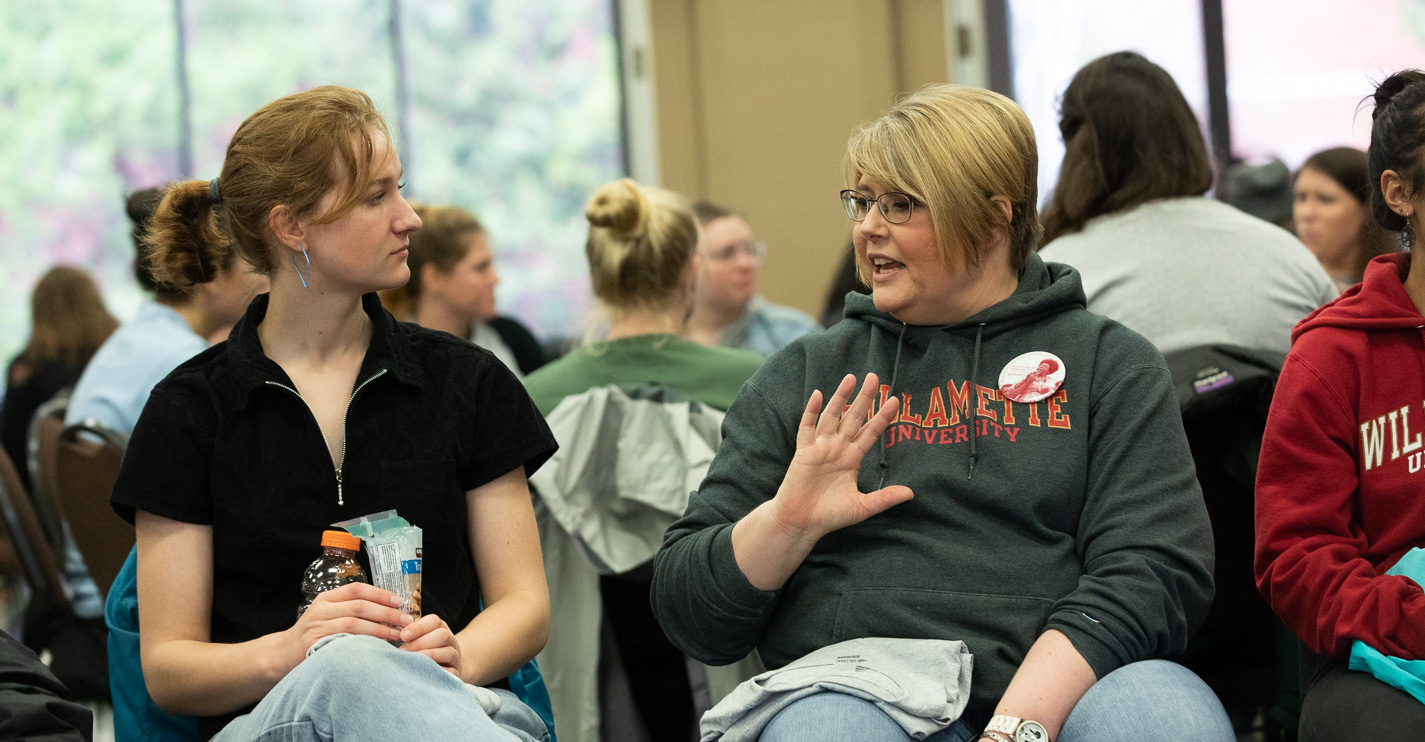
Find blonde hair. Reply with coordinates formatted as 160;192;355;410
845;83;1040;277
146;86;392;288
584;178;698;310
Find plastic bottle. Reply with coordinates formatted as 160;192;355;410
297;530;370;619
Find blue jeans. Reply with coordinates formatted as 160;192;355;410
214;635;549;742
757;660;1232;741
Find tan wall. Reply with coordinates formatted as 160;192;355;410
651;0;951;321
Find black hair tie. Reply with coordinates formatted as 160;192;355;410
209;178;223;205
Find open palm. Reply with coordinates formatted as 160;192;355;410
770;373;914;539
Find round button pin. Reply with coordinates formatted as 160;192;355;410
998;351;1065;404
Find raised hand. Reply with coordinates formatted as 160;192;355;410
768;373;914;541
731;373;914;591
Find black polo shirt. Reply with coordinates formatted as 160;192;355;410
112;293;556;736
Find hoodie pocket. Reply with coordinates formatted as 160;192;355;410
832;587;1052;702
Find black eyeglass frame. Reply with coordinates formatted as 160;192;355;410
839;189;919;224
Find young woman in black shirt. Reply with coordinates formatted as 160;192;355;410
110;86;556;740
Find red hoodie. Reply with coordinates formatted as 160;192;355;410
1256;252;1425;658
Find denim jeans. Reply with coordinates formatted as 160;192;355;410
756;659;1232;741
214;634;550;742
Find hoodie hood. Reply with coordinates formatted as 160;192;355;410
844;253;1087;340
1293;252;1423;341
842;254;1087;480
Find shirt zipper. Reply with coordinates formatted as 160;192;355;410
265;367;389;506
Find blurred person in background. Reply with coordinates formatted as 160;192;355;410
1220;158;1295;231
379;204;544;377
525;179;764;742
1;266;117;492
685;202;821;356
1038;51;1336;358
65;188;268;435
1295;146;1398;293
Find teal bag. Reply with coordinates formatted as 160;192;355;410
1347;547;1425;704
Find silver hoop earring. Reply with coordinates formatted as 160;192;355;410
293;246;312;288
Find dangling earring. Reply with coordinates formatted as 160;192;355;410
1403;222;1416;251
292;246;312;288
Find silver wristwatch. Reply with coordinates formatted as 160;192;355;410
985;715;1050;742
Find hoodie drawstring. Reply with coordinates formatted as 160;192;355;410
967;323;985;480
877;322;909;490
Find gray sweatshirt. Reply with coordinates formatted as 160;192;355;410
1038;196;1337;356
650;254;1214;715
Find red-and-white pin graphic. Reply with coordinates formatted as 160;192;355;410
997;351;1065;404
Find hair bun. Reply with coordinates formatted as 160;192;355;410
585;178;649;234
1374;70;1425;119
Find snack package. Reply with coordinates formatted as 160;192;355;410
334;510;423;624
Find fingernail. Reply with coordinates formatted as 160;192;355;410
401;614;412;625
389;627;401;638
401;629;412;641
390;595;403;606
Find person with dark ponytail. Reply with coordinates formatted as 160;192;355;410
108;86;557;740
523;178;764;742
1256;70;1425;740
1294;146;1398;292
65;188;267;436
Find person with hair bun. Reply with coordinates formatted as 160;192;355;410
652;84;1228;742
1256;71;1425;740
1295;146;1399;293
65;188;267;437
523;178;764;742
108;85;557;741
380;204;545;376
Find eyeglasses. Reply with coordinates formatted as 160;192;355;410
703;239;767;264
840;189;918;224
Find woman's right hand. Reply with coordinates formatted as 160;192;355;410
767;373;913;541
283;582;412;661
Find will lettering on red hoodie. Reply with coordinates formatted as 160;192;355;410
1256;252;1425;659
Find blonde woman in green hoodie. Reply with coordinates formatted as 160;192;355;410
651;84;1231;742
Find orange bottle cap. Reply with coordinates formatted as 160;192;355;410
320;530;362;552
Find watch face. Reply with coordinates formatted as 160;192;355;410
1015;720;1048;742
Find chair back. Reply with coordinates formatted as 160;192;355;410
0;447;65;599
53;421;131;597
26;396;70;550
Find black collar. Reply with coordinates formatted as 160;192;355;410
226;293;424;410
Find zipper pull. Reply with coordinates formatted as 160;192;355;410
336;468;344;506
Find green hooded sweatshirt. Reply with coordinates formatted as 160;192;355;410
650;254;1214;714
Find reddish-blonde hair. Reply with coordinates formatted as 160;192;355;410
146;86;392;288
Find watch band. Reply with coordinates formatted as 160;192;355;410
985;714;1052;742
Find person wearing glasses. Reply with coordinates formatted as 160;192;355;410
685;202;822;356
650;84;1230;742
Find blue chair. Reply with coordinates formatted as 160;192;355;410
107;546;557;741
106;546;199;742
